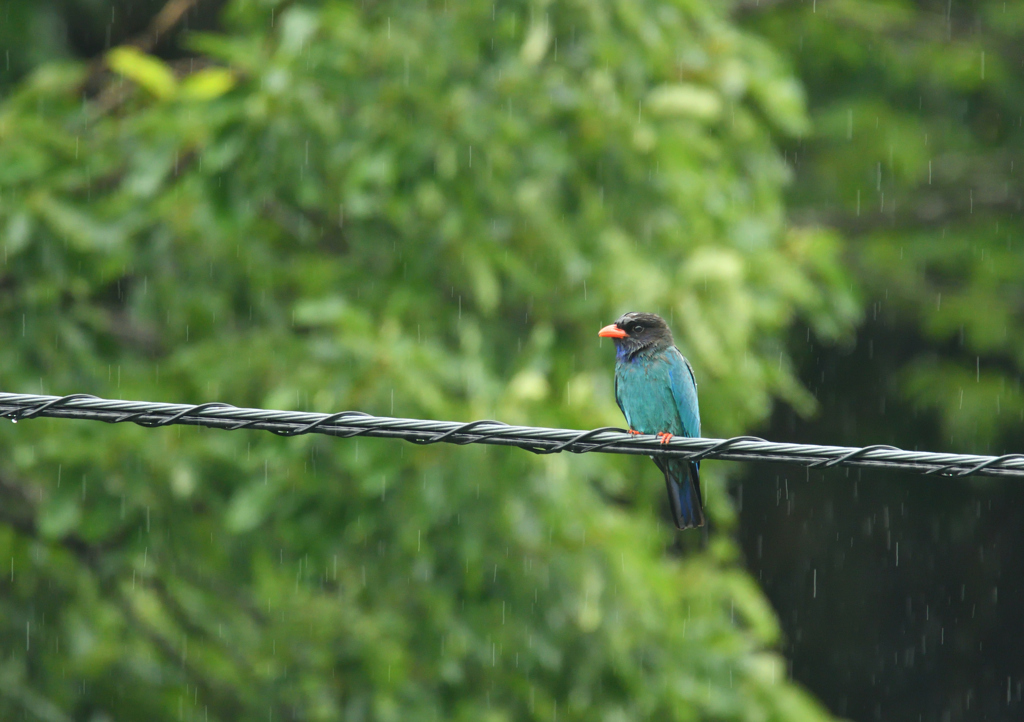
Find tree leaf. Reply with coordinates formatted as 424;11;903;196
107;46;177;99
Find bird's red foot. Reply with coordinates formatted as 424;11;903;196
627;429;642;435
657;432;673;444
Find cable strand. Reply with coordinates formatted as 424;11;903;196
1;392;1022;479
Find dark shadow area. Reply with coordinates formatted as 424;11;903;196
738;316;1024;722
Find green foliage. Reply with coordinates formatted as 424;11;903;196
0;1;855;719
730;3;1024;717
743;0;1024;452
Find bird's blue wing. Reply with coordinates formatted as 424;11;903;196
663;348;704;528
666;348;700;439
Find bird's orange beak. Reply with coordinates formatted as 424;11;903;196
598;324;628;339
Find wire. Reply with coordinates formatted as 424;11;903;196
1;392;1022;479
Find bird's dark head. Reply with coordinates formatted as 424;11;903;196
598;312;674;358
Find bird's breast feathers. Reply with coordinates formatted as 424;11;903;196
614;348;696;437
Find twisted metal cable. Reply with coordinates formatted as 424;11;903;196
1;392;1023;479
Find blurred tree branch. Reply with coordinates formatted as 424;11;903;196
132;0;205;53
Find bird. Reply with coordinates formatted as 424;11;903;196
598;312;704;529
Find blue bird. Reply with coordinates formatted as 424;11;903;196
599;312;704;529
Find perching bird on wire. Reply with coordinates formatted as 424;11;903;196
599;312;704;529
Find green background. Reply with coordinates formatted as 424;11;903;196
0;1;1020;721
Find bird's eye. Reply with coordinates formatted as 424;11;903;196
632;325;644;334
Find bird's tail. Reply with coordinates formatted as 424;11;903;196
657;458;704;529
